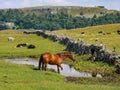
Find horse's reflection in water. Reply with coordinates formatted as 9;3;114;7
38;52;75;73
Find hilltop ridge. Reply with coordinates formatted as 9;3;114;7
0;6;120;30
21;6;117;17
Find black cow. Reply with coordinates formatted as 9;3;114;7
16;43;28;47
27;44;36;49
98;31;103;34
117;30;120;34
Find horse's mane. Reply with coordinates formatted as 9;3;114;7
42;52;72;57
57;52;72;57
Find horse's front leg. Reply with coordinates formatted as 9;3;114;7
59;64;63;70
61;66;63;70
57;64;63;73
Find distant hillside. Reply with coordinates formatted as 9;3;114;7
22;6;117;18
0;6;120;30
47;24;120;53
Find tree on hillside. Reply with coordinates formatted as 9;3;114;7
0;24;9;30
0;9;120;30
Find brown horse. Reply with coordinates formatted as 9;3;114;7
38;52;75;73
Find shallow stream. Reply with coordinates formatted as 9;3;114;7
4;58;102;78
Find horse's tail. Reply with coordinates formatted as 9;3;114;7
38;54;43;70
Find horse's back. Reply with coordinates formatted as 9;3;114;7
42;52;61;64
42;52;51;60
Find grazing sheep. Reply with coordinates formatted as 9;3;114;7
106;32;111;34
8;37;14;41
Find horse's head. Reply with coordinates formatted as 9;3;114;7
66;52;75;62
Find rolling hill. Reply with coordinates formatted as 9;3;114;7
0;6;120;30
22;6;117;18
47;24;120;54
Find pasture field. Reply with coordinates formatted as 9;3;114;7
0;30;65;58
48;24;120;54
0;30;120;90
0;60;120;90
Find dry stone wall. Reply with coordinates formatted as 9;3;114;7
24;30;120;74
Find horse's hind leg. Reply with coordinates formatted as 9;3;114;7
42;62;44;70
44;63;47;71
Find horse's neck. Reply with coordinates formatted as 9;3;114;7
60;54;68;60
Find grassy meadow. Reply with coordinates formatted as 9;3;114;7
0;29;120;90
48;24;120;54
0;30;65;58
0;59;120;90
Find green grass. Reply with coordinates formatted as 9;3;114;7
0;30;117;74
0;60;120;90
0;30;65;58
0;29;120;90
63;54;116;75
48;24;120;54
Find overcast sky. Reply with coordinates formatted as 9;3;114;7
0;0;119;10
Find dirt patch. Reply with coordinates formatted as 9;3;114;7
66;76;120;85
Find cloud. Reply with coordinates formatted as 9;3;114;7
37;0;73;6
0;0;73;8
1;1;13;8
68;0;120;10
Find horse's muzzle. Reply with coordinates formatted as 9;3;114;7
73;59;75;62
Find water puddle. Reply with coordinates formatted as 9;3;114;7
4;58;102;78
